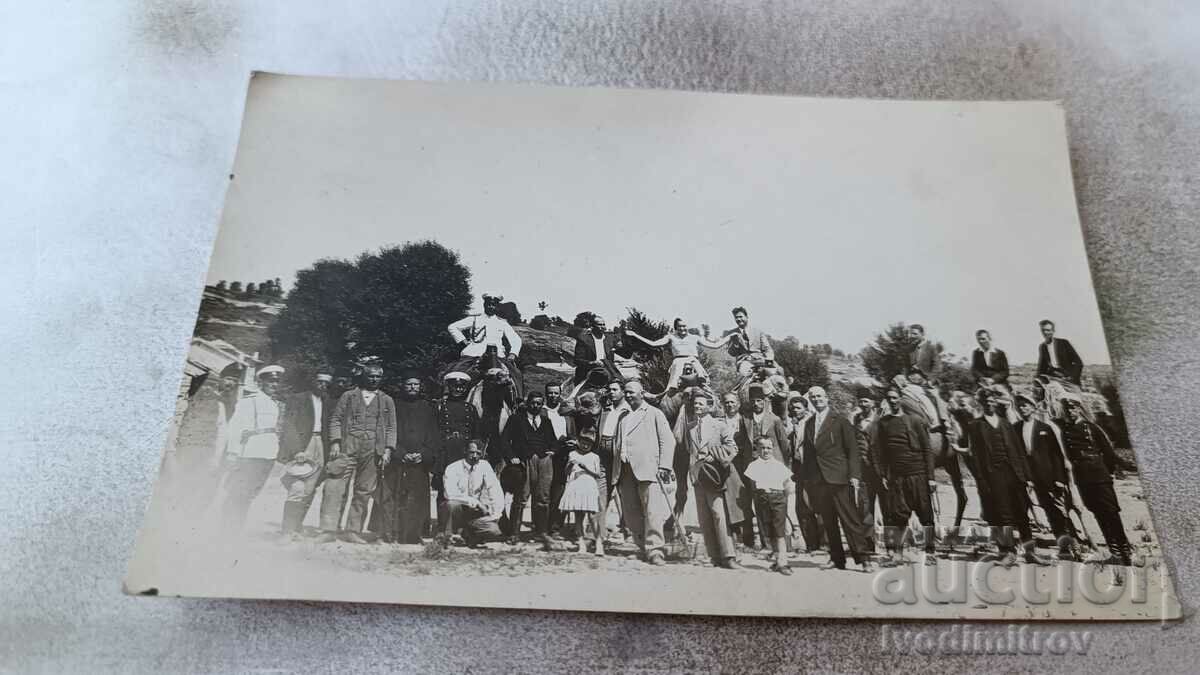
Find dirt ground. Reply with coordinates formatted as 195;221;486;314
128;457;1176;621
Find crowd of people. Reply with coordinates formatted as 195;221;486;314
178;295;1140;578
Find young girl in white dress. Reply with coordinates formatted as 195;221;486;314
625;318;730;396
558;436;604;555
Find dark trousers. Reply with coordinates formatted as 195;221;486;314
807;481;872;567
526;453;562;538
220;458;275;534
859;464;884;548
791;460;823;551
884;473;935;553
1077;481;1131;562
320;452;378;532
498;462;529;538
985;464;1032;552
734;458;763;548
377;462;431;543
1033;481;1077;552
437;501;502;545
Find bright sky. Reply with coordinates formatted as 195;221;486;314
208;75;1111;365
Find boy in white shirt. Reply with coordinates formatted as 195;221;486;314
743;436;795;575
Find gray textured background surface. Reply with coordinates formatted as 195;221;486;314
1;1;1197;672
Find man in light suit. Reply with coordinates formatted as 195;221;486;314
677;388;744;569
613;380;676;565
800;386;874;571
1035;319;1084;386
722;306;774;378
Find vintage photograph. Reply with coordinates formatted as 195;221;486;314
126;74;1175;619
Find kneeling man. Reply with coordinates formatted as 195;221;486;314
438;440;504;548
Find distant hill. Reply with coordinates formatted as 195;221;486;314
191;287;283;362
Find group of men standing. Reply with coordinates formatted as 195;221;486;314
191;296;1136;578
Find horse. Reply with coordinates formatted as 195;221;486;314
466;365;518;465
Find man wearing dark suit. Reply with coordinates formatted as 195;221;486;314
1013;394;1078;559
499;391;560;545
377;375;440;544
970;329;1010;386
966;388;1047;566
800;386;874;571
277;372;334;539
1059;394;1134;566
1035;319;1084;386
785;395;823;552
572;315;624;389
733;383;791;549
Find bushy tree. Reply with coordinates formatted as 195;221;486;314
495;301;522;325
229;281;242;293
215;280;227;291
245;282;257;297
269;241;472;389
621;307;672;393
860;321;968;389
771;336;830;391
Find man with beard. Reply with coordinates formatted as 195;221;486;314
276;371;334;540
872;388;936;565
733;383;790;550
1058;393;1135;566
801;386;874;572
319;364;397;544
499;391;559;546
785;394;822;552
446;293;524;385
375;374;439;544
220;365;286;535
966;388;1048;567
1014;394;1078;560
432;372;479;497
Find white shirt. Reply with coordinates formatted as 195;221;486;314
601;401;629;437
978;348;996;367
442;458;504;521
448;313;523;358
545;405;567;439
527;412;541;430
984;414;1000;429
593;333;607;362
744;457;793;491
1046;340;1060;368
311;394;323;433
811;409;828;435
361;389;378;407
1022;419;1035;455
226;392;281;460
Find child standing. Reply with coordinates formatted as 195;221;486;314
744;436;795;575
558;436;604;555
